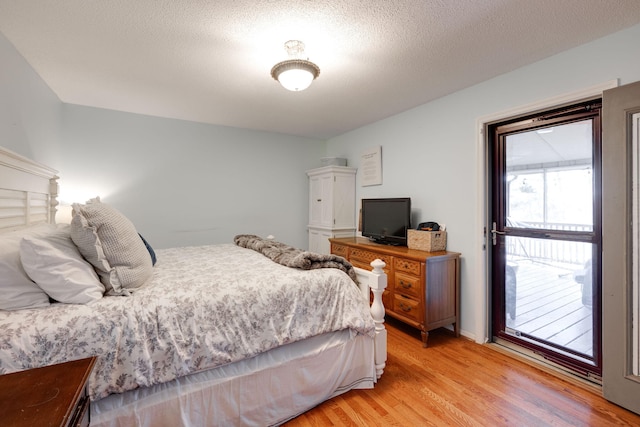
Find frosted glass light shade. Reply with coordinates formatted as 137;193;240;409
270;59;320;92
278;68;314;91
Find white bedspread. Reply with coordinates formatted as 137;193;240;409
0;244;374;400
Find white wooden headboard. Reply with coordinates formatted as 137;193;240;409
0;147;59;231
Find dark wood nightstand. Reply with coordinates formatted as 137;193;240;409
0;357;96;427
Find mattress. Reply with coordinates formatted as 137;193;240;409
0;244;374;400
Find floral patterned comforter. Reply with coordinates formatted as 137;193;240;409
0;244;374;400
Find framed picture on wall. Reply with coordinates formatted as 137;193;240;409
361;146;382;186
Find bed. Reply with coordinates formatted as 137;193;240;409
0;146;387;426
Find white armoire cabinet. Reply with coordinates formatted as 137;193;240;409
306;166;357;254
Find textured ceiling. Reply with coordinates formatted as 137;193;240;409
1;1;640;139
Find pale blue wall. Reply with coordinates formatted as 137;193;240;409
326;23;640;339
0;31;61;161
0;30;325;250
60;105;324;249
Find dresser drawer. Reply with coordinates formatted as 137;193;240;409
349;248;393;266
394;272;421;299
393;295;421;323
331;243;348;258
394;258;421;276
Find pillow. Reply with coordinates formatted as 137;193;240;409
139;233;157;266
70;197;153;296
0;224;54;310
20;225;105;304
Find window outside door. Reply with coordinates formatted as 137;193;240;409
489;101;602;378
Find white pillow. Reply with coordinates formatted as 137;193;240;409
0;224;54;310
70;197;152;296
20;225;105;304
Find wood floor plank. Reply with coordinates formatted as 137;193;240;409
284;319;640;426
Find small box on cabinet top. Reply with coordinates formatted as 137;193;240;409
407;229;447;251
320;157;347;166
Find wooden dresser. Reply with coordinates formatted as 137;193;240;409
330;237;461;346
0;357;96;427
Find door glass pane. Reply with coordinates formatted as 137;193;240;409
503;119;595;359
506;120;594;230
505;236;594;357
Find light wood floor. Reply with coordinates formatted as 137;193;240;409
284;319;640;426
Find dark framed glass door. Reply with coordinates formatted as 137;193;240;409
489;100;602;379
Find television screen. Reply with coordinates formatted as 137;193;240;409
361;198;411;246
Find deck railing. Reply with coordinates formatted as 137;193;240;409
507;221;592;266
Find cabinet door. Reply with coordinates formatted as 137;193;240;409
308;167;356;229
308;229;332;254
309;175;332;226
333;174;356;228
320;175;334;226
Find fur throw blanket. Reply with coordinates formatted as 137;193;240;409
234;234;358;283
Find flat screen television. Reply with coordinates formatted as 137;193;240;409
361;198;411;246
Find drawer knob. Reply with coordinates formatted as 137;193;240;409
400;280;412;289
399;303;412;312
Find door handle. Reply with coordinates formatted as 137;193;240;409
490;221;505;246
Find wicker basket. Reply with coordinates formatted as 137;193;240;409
407;229;447;252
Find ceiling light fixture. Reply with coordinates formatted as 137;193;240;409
270;40;320;92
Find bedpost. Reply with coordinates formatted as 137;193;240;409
368;258;387;379
49;177;59;224
352;259;388;379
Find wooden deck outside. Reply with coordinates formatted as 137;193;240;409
506;258;593;357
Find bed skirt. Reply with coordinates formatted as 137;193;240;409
91;329;376;427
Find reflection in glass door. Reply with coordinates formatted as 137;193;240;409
490;101;602;378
